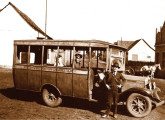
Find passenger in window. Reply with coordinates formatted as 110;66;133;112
55;55;64;67
92;51;97;59
74;52;82;68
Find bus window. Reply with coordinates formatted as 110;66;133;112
91;48;106;68
74;47;89;69
43;46;58;66
16;45;28;64
59;46;73;67
30;46;42;65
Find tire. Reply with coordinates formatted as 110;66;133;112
126;93;152;118
125;67;135;75
42;88;62;107
128;68;135;75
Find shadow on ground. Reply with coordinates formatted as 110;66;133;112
0;87;130;117
0;87;42;104
61;96;130;116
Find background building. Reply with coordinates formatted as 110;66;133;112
115;39;155;75
155;21;165;78
115;39;155;63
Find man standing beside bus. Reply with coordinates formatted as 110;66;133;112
102;62;126;119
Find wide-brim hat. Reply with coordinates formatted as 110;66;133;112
112;62;120;68
75;52;82;58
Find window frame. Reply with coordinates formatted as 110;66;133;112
15;45;29;65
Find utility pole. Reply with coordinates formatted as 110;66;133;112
45;0;47;39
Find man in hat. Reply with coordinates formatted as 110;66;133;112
102;62;126;119
74;52;83;68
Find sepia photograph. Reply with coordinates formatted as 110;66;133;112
0;0;165;119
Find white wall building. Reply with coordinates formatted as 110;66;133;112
115;39;155;63
128;39;155;62
0;2;49;66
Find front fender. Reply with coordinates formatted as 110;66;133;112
119;87;153;102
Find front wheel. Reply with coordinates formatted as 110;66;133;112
42;88;62;107
126;93;152;118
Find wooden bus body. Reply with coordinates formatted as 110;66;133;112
12;39;126;106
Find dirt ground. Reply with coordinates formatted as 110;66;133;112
0;67;165;120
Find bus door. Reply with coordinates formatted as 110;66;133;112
42;46;58;87
28;45;42;91
73;48;90;99
56;46;73;96
90;47;107;100
14;45;28;90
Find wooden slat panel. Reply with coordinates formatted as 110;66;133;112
57;67;72;73
73;74;88;98
73;69;88;75
42;71;56;86
90;43;109;47
28;66;41;91
14;68;28;89
14;64;28;69
42;66;56;86
57;73;72;96
42;66;56;72
59;41;73;46
43;41;58;46
74;42;89;47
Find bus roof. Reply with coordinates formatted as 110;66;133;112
14;39;126;50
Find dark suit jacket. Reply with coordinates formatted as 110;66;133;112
104;72;126;89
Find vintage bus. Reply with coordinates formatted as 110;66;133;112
13;39;126;107
13;39;165;118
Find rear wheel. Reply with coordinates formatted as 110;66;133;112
125;67;135;75
42;87;62;107
128;68;135;75
126;93;152;117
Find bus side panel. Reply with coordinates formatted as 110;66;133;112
13;68;28;90
42;67;57;87
73;70;88;98
28;66;41;91
56;68;72;96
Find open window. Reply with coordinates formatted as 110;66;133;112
91;48;106;68
30;46;42;65
74;47;89;69
43;46;73;67
43;46;58;66
16;45;28;64
58;46;73;67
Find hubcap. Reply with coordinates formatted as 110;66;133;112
47;93;57;102
131;97;147;114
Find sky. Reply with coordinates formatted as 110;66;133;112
1;0;165;49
